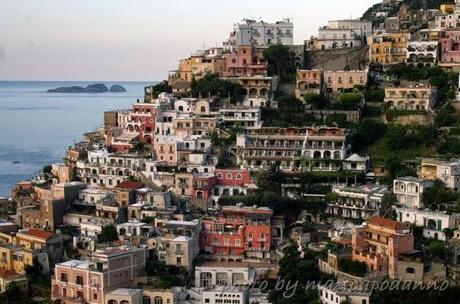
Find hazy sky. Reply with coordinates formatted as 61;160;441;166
0;0;378;81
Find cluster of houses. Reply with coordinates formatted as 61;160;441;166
6;1;460;304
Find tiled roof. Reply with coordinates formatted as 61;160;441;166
22;228;53;240
367;217;408;231
116;181;144;190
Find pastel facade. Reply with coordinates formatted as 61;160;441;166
368;33;409;65
222;46;267;77
295;69;322;99
51;246;146;304
440;30;460;63
418;158;460;191
318;285;370;304
384;83;437;111
406;41;438;66
393;177;433;209
352;217;414;278
324;70;368;93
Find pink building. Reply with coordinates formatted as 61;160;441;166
222;46;267;77
51;246;146;304
440;30;460;63
352;217;414;279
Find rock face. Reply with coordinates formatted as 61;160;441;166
109;85;127;92
47;83;126;93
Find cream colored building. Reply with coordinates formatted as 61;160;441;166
324;70;368;93
384;83;437;111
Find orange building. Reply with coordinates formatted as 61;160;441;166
352;217;414;279
200;205;273;259
222;46;267;77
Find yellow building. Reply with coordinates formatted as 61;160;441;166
368;33;409;65
440;4;455;14
0;244;34;274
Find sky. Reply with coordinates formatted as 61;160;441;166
0;0;378;81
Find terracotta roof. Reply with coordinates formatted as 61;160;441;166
116;181;144;190
21;228;53;240
367;217;408;231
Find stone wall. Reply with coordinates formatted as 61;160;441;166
305;46;370;71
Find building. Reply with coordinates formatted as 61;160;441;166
0;269;28;294
195;261;273;287
384;83;438;111
105;288;141;304
327;185;388;220
295;69;322;99
312;19;372;50
352;217;414;278
406;41;439;66
418;158;460;191
51;246;147;304
200;205;273;259
224;18;293;48
368;33;409;65
440;30;460;63
202;286;248;304
342;154;370;172
236;127;347;172
222;46;267;77
218;106;263;129
324;70;368;93
224;76;279;99
393;177;433;209
395;207;460;240
212;168;253;205
318;284;370;304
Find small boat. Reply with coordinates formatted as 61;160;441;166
12;161;20;164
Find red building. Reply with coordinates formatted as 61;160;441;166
222;46;267;77
127;103;157;144
193;173;216;200
200;205;273;259
440;30;460;63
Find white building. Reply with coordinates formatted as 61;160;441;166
395;207;460;240
218;106;263;129
314;19;372;50
202;286;248;304
393;177;433;209
327;185;388;220
318;284;370;304
77;188;109;205
342;154;370;172
406;41;438;66
225;18;293;48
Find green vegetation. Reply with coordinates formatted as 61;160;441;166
98;224;119;243
304;92;328;109
364;87;385;103
422;180;460;212
269;245;334;304
263;44;296;83
145;260;187;288
348;118;386;151
190;74;244;103
372;284;460;304
338;93;361;110
338;258;367;277
380;193;398;219
148;81;172;99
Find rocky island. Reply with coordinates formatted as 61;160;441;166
47;83;126;93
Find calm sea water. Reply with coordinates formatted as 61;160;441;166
0;81;151;197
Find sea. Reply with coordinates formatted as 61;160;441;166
0;81;152;197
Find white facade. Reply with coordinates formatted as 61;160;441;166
315;19;372;50
393;177;433;209
343;154;369;172
318;285;370;304
225;18;293;47
327;185;388;220
406;41;438;66
78;188;108;205
218;107;263;129
419;158;460;191
195;263;254;287
395;207;460;240
202;287;248;304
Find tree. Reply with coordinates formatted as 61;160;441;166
263;44;295;82
303;92;326;109
427;240;447;260
338;93;361;110
380;193;397;219
99;225;118;243
349;118;386;151
149;81;172;99
338;258;367;277
190;74;244;102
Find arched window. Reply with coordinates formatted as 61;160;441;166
143;296;151;304
200;106;206;113
154;297;163;304
216;272;229;286
217;173;223;179
178;105;184;112
226;173;233;179
108;300;118;304
236;173;242;180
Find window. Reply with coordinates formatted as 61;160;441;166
154;297;164;304
236;173;242;180
60;273;68;282
226;173;233;179
76;275;84;285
